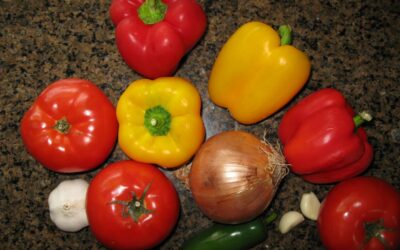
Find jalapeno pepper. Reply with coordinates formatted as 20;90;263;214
182;213;277;250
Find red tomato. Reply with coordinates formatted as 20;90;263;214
86;160;180;250
318;176;400;250
20;78;118;173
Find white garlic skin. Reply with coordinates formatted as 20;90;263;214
279;211;305;234
300;192;321;220
48;179;89;232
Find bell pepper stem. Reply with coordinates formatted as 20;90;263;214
279;25;292;46
353;111;373;129
138;0;168;25
144;105;171;136
262;211;278;226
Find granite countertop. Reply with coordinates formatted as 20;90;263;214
1;1;399;249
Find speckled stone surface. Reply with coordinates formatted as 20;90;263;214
1;0;399;249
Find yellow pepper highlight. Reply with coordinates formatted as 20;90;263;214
117;77;205;168
208;22;311;124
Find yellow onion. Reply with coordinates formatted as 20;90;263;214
189;130;288;224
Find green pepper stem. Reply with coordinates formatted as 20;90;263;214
353;111;373;128
279;25;292;46
137;0;168;25
144;105;171;136
262;212;278;226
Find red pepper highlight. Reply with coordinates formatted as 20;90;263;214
278;88;373;184
109;0;207;79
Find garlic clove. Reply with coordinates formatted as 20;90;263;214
300;192;321;220
279;211;305;234
48;179;89;232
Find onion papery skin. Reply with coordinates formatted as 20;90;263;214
189;130;278;224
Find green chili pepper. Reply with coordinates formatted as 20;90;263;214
182;212;277;250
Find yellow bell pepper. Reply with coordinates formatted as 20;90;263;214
117;77;205;168
208;22;311;124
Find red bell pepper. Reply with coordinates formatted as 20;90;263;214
109;0;207;79
278;88;373;184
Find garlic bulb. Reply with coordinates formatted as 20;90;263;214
48;179;89;232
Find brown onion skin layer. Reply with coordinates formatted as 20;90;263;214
189;130;274;224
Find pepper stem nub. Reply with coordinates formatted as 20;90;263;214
138;0;168;25
353;111;373;128
144;105;171;136
279;25;292;46
262;211;278;226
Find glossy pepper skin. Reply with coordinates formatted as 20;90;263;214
116;77;205;168
182;213;276;250
278;88;373;184
208;22;311;124
110;0;207;79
